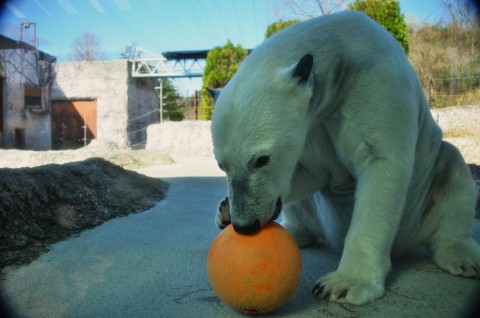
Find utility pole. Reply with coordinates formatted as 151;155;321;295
186;89;189;120
159;80;163;123
20;22;36;48
83;113;88;147
156;80;163;123
194;90;198;120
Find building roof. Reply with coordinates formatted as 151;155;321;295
162;50;210;60
0;34;56;62
162;48;253;61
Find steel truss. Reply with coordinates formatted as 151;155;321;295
131;46;204;78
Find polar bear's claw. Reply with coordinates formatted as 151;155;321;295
313;271;385;305
215;197;231;229
432;239;480;278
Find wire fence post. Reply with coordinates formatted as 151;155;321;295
83;112;87;147
428;77;433;106
159;80;163;123
427;74;480;108
194;90;198;120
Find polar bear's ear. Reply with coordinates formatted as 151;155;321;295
206;88;221;102
292;54;313;84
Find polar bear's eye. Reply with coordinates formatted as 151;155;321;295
254;156;270;169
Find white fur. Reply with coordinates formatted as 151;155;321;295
211;11;480;305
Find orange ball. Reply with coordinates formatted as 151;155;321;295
207;222;302;315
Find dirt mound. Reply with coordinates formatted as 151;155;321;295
0;158;168;269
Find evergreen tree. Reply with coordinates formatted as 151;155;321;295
265;19;300;39
160;78;184;121
348;0;410;55
201;41;248;120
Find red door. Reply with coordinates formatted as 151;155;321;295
52;100;97;149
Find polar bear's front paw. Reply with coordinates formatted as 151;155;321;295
215;196;231;230
432;239;480;278
312;271;385;305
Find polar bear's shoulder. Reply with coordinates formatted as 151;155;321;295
238;11;401;81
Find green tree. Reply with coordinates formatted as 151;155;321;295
348;0;410;55
265;19;299;39
160;78;184;121
201;40;248;120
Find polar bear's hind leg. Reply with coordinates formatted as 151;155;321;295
281;197;325;248
426;142;480;278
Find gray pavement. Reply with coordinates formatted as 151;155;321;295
1;156;479;317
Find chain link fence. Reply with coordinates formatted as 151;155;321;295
427;74;480;108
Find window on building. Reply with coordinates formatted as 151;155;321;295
24;84;42;110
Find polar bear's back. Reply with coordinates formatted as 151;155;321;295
239;11;408;79
228;11;442;185
232;11;422;124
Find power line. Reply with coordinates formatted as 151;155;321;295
127;109;158;123
430;74;480;81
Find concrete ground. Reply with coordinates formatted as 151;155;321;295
1;156;479;318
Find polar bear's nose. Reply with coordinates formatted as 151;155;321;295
233;219;261;234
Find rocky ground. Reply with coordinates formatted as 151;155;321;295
0;140;174;269
0;158;168;269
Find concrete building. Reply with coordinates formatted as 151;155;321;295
0;35;56;150
1;35;159;150
51;60;159;149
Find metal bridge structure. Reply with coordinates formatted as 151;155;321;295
129;46;209;122
131;46;207;78
129;46;251;122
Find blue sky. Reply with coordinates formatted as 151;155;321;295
0;0;444;94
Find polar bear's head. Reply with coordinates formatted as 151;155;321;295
210;54;314;234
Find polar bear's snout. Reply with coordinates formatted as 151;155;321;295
233;220;261;234
231;197;282;234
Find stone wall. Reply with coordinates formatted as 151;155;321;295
146;120;213;156
144;106;480;164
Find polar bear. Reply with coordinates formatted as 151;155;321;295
209;11;480;305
